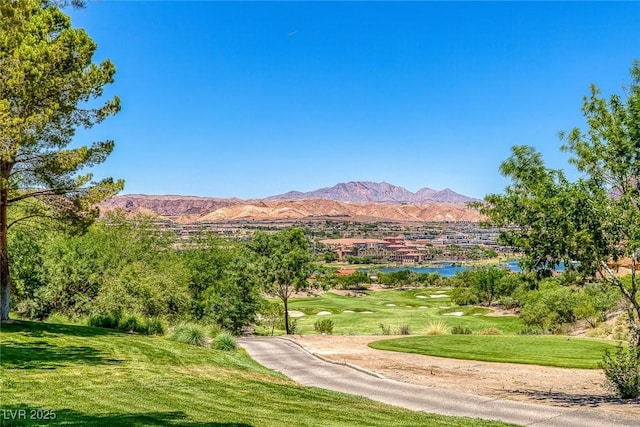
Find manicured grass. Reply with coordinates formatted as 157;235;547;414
285;289;524;335
0;320;513;427
369;335;625;369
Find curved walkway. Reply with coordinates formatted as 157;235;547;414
239;337;637;427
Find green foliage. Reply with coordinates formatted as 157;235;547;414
14;213;192;320
378;270;418;288
87;313;120;329
323;251;339;262
519;280;578;332
479;61;640;347
211;332;237;351
450;267;512;307
87;312;166;336
250;228;315;334
259;301;285;336
314;318;334;334
450;287;479;306
600;345;640;398
117;313;147;334
1;0;123;321
146;317;167;336
170;322;208;347
451;326;472;335
335;271;371;290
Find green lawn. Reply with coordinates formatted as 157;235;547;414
369;335;625;369
285;289;524;335
0;320;513;427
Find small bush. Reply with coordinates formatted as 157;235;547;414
600;345;640;399
118;313;147;334
379;323;392;335
397;324;411;335
146;317;167;335
314;319;334;334
288;319;298;335
451;326;472;335
519;327;542;335
478;327;502;335
171;322;208;347
211;332;237;351
425;321;449;335
87;313;120;329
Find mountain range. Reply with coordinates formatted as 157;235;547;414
99;181;482;223
267;181;476;204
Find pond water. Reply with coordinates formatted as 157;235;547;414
374;260;566;277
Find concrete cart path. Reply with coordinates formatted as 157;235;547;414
239;337;637;427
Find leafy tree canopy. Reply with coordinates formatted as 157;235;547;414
1;0;122;320
480;60;640;346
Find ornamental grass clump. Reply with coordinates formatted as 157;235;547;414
171;322;208;347
314;318;334;334
425;320;449;335
211;332;237;351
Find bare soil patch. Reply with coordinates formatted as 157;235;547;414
290;335;640;418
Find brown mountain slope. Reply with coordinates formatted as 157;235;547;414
100;195;481;222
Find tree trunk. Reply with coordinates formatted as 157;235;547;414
283;298;290;335
0;185;10;321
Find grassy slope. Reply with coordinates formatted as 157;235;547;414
286;289;524;335
0;320;512;427
369;335;625;369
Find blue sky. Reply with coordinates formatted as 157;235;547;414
69;1;640;199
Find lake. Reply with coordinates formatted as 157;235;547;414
375;261;569;277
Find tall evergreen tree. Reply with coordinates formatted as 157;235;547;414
0;0;121;320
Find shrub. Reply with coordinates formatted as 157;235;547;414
288;319;299;335
211;332;237;351
397;324;411;335
379;323;392;335
425;321;449;335
314;319;334;334
451;326;472;335
519;327;542;335
600;345;640;399
87;313;120;329
118;313;147;334
171;322;208;347
478;327;502;335
146;317;167;335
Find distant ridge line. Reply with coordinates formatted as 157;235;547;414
266;181;477;204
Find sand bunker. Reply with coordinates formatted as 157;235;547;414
443;311;463;316
386;303;396;306
343;310;354;313
415;295;427;299
288;310;305;318
316;311;332;316
430;294;449;298
361;311;374;314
